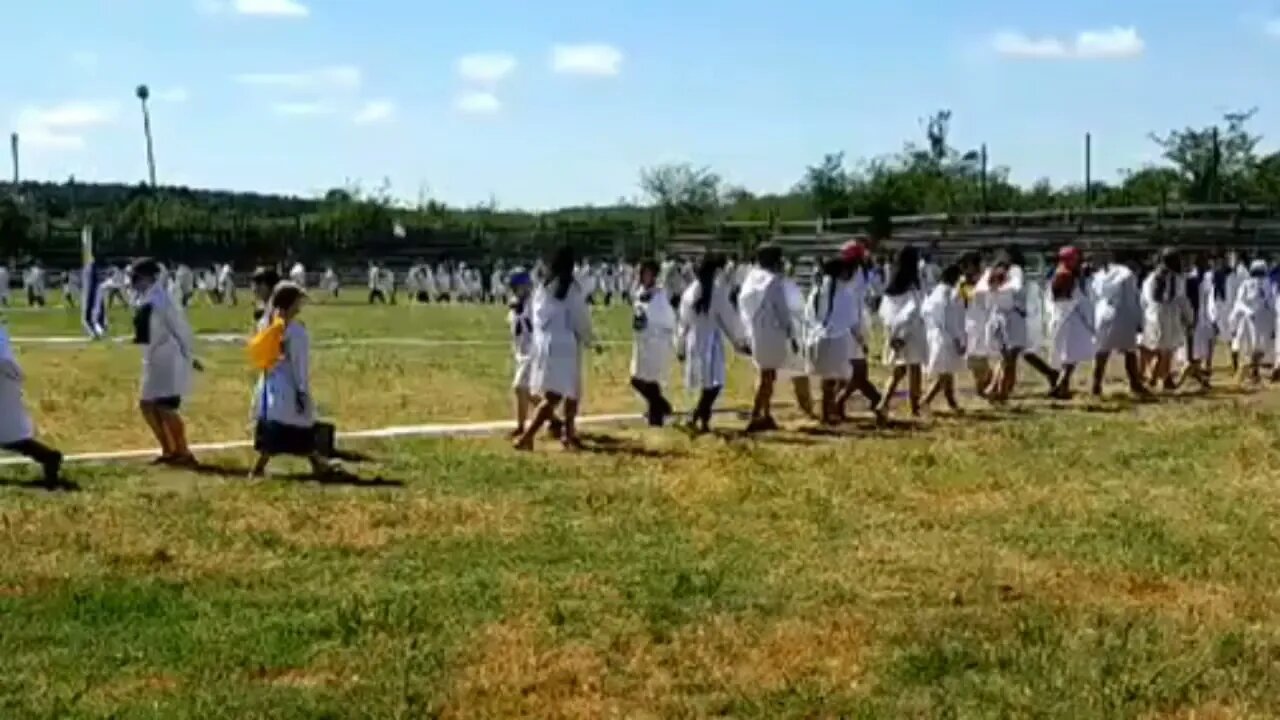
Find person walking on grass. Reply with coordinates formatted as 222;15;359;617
0;325;63;485
805;256;857;425
131;258;201;467
985;247;1059;404
249;283;339;480
629;260;677;427
1228;259;1274;387
514;246;594;452
1091;251;1153;398
1045;246;1096;400
738;244;794;433
921;263;967;413
832;240;882;418
875;246;927;418
677;253;749;434
1141;249;1193;392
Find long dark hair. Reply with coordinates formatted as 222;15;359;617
1152;249;1181;303
693;253;724;314
547;246;576;301
884;245;921;296
812;257;846;320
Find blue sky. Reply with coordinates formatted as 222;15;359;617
4;0;1280;209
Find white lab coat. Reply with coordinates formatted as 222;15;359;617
923;283;966;376
1190;274;1218;362
880;288;927;367
1230;277;1275;357
966;272;995;360
678;280;744;391
1092;265;1142;354
289;263;307;289
738;268;793;372
0;328;34;444
529;281;593;401
509;301;534;390
321;269;340;293
988;266;1031;353
1141;271;1191;352
259;321;315;428
630;288;676;383
137;284;196;401
1046;280;1096;367
804;277;856;379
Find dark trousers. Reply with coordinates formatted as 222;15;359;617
630;378;673;426
368;289;387;304
691;386;722;427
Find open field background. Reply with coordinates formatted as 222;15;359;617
3;298;1280;718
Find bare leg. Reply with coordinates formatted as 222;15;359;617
140;403;174;458
748;370;778;431
162;411;193;461
876;366;906;418
515;394;563;451
921;376;943;409
792;376;814;419
1123;352;1153;397
942;375;962;412
1092;352;1110;395
512;387;531;437
1050;364;1075;399
1023;352;1059;389
562;398;581;450
250;453;271;479
907;365;923;416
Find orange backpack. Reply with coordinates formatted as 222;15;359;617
246;317;286;371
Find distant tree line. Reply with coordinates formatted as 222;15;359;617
2;108;1278;267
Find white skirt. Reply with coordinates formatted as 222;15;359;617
530;344;582;401
511;355;533;390
1191;323;1215;362
807;336;853;380
925;330;965;376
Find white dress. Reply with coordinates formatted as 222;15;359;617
1191;274;1218;362
923;284;966;376
738;268;793;372
847;269;871;361
0;329;34;444
529;282;593;401
259;322;315;428
880;288;927;367
1046;281;1096;367
1141;271;1191;352
966;273;995;361
678;281;745;391
988;266;1031;353
1092;265;1142;354
1230;278;1275;357
137;285;196;401
630;288;676;384
805;278;855;380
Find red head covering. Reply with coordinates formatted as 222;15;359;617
840;240;867;263
1058;245;1082;271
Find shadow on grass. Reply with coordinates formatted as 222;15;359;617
0;476;81;493
192;462;405;488
574;432;680;459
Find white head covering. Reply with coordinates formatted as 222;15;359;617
1250;259;1268;275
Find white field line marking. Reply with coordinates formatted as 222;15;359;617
0;410;742;468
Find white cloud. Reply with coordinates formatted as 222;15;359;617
156;87;190;104
992;26;1144;60
551;43;623;76
235;65;362;90
199;0;310;17
455;91;501;115
457;53;518;84
13;100;118;153
271;101;333;117
353;100;396;125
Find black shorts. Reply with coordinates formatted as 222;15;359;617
254;420;317;456
147;396;182;411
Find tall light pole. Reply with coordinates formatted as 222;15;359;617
9;133;18;186
136;84;157;188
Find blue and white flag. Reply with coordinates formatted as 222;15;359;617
80;226;107;340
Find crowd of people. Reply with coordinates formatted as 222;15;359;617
0;241;1272;483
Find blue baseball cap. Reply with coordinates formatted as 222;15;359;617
509;271;532;288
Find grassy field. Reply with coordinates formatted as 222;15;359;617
3;297;1280;718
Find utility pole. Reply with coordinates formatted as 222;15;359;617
9;133;18;186
979;143;989;217
1084;132;1093;211
136;84;157;188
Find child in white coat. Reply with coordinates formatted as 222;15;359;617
630;260;677;426
1229;260;1274;385
508;271;536;436
0;326;63;484
131;258;200;466
515;247;594;452
921;264;966;412
876;246;927;418
833;241;882;416
805;256;856;424
738;244;794;433
678;254;748;434
251;283;336;479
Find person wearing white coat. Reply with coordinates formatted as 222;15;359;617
1141;250;1193;391
921;264;967;412
677;254;748;434
629;261;677;426
960;253;995;397
876;246;928;418
832;242;883;415
1044;247;1095;399
1229;260;1275;385
131;258;200;466
0;326;63;484
986;247;1061;403
805;257;857;424
1090;254;1151;397
250;283;338;480
1179;256;1217;390
738;244;795;432
321;267;341;299
515;247;595;452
